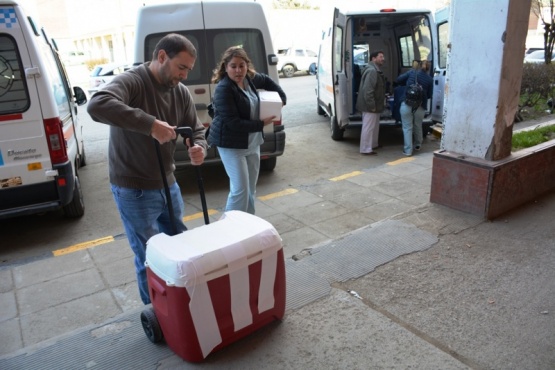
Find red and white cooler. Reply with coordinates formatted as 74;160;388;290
145;210;286;362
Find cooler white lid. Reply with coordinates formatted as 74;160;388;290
145;210;282;287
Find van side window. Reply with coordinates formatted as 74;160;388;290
0;34;30;114
438;21;450;69
399;17;432;68
399;35;416;68
39;43;71;118
414;18;432;62
333;26;343;73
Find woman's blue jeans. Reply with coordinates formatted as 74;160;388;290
111;182;186;305
400;102;425;155
217;145;260;214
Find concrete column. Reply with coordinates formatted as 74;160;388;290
441;0;531;161
429;0;555;220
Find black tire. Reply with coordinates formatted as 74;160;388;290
282;64;295;78
141;307;164;343
79;144;87;167
260;157;277;171
330;115;344;141
317;101;325;116
63;175;85;217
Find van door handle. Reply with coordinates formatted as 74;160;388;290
25;67;40;77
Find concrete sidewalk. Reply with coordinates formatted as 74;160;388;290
1;135;554;368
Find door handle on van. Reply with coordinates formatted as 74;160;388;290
25;67;40;77
268;54;278;66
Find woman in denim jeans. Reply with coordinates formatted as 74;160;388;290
208;47;286;214
87;34;207;305
396;60;433;156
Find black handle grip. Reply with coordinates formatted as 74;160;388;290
175;126;193;141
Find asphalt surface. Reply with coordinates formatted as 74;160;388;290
1;119;554;369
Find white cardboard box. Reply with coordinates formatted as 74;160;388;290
259;90;282;122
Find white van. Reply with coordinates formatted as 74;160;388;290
134;0;285;171
316;7;439;140
0;1;88;219
431;6;450;124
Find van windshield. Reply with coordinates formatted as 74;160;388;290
145;29;268;86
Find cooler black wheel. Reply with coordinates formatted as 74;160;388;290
141;307;163;343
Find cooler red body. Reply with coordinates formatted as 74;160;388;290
146;250;285;362
144;211;286;362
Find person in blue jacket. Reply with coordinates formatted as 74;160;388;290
208;47;286;214
395;60;433;156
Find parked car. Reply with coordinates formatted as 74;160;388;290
63;50;87;65
524;50;555;63
277;48;318;78
89;62;131;94
525;47;543;55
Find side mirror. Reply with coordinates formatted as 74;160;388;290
73;86;88;106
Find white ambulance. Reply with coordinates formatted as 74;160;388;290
316;6;440;140
0;1;88;219
134;0;285;171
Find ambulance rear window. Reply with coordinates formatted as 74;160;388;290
0;34;30;114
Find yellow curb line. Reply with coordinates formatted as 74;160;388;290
330;171;363;181
258;188;298;201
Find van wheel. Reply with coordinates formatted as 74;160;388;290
260;157;277;171
64;176;85;217
330;115;344;141
282;65;295;78
317;101;325;116
79;144;87;167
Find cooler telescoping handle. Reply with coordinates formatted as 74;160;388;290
175;127;210;225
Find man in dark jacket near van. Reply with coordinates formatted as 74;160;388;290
356;50;385;155
87;34;207;305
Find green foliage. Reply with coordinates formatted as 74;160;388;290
517;62;555;121
512;125;555;150
85;58;109;71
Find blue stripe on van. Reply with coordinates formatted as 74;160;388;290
0;149;3;165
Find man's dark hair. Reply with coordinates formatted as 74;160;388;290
370;50;384;59
152;33;197;60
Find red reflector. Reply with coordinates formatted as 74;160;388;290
0;113;23;121
380;8;396;13
57;177;67;187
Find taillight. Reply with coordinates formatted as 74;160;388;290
43;117;68;164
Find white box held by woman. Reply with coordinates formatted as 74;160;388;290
145;210;286;362
259;90;282;121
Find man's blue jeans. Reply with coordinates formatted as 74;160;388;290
217;145;260;214
111;183;187;305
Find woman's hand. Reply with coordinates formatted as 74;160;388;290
263;116;276;126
